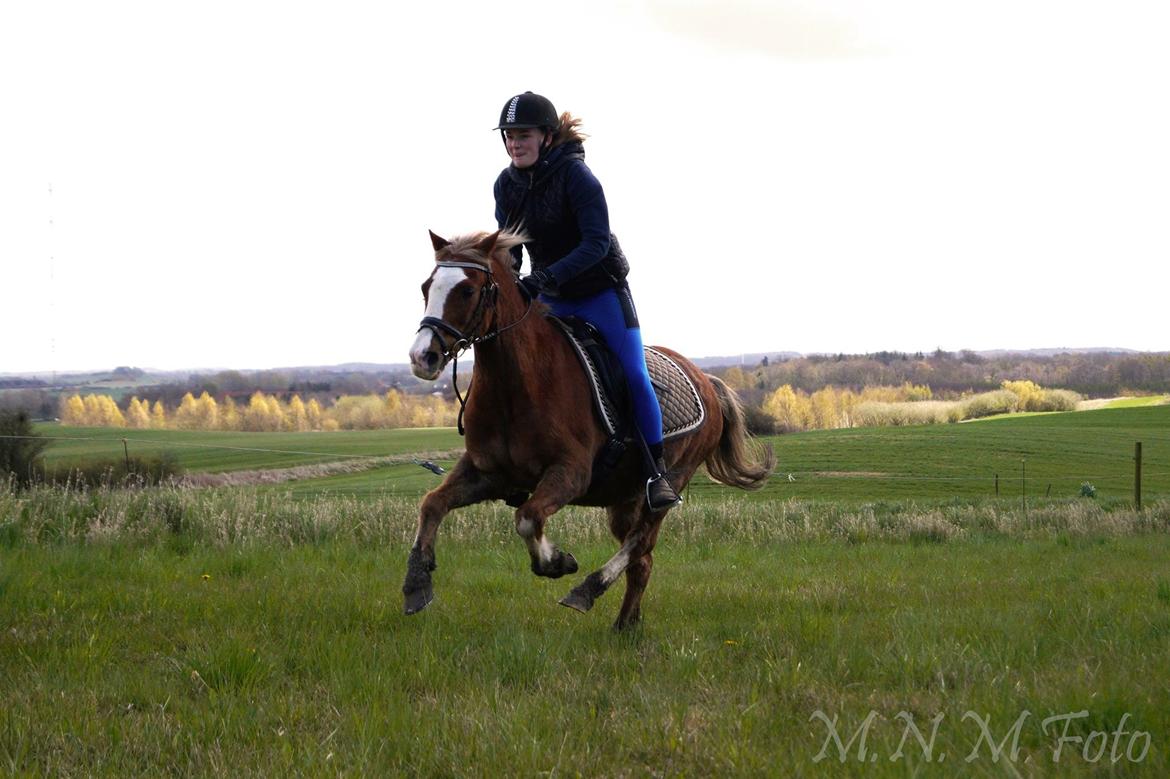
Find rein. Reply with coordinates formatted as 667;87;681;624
416;258;535;434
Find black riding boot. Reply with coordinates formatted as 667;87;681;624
646;456;682;511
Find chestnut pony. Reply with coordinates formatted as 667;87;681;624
406;229;774;630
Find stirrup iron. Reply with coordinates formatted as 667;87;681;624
646;473;682;511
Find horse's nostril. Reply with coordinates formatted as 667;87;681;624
425;351;439;369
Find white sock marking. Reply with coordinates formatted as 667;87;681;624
599;537;639;587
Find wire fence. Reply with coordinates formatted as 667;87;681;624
3;433;1167;494
0;434;383;461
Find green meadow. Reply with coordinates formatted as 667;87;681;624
37;426;465;474
3;407;1170;775
37;405;1170;504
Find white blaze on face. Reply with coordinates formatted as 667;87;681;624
409;267;469;374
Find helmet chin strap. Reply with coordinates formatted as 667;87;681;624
536;130;555;162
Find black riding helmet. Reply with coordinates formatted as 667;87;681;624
494;91;558;131
494;91;559;155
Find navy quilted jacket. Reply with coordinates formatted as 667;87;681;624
493;141;628;299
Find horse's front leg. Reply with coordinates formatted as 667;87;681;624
516;463;589;580
403;455;500;615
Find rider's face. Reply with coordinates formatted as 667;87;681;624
505;128;548;169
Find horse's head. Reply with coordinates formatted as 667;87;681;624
409;229;527;380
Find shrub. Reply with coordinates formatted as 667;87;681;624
741;404;776;436
42;452;184;489
0;410;48;488
960;389;1019;419
1036;389;1082;412
852;400;958;428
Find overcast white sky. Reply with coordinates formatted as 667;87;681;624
3;0;1167;374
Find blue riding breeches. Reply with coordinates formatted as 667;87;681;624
544;286;664;448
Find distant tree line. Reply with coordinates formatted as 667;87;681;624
755;379;1081;433
4;351;1167;424
715;350;1170;409
140;367;427;409
0;378;48;389
58;390;458;432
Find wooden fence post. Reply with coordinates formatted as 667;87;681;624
1135;442;1142;510
1021;460;1026;519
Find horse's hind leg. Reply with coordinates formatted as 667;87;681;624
403;455;499;615
560;503;666;616
615;552;653;631
614;507;665;629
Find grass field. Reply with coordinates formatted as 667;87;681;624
758;405;1170;505
2;499;1169;776
36;426;465;474
1099;395;1170;409
37;405;1170;504
4;407;1169;775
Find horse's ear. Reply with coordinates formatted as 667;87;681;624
429;230;450;252
474;230;501;255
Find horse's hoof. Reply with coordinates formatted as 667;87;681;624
613;610;642;632
560;572;604;613
403;586;434;615
559;589;593;613
532;550;579;580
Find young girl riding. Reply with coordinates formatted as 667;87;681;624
492;91;681;510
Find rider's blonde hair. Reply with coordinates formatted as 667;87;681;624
549;112;588;149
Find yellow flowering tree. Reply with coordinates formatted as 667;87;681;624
151;400;167;429
60;394;86;425
125;397;151;429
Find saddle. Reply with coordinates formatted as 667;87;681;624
503;317;706;507
549;316;706;461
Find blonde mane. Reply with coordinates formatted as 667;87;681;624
438;229;528;271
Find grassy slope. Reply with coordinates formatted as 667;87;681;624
1102;395;1170;409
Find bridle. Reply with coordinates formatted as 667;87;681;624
416;258;534;359
417;260;497;361
415;257;535;434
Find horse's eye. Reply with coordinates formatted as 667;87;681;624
461;286;475;300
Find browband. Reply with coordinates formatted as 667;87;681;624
436;259;493;274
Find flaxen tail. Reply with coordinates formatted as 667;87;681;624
704;375;775;490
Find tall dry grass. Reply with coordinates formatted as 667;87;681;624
3;481;1166;549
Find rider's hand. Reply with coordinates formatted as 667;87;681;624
518;269;554;301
